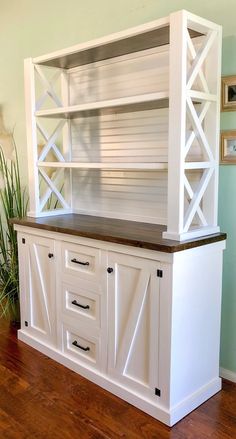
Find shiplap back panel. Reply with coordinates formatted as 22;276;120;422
71;109;168;163
72;168;201;225
69;46;169;104
70;105;168;223
69;44;203;224
70;109;203;165
72;169;168;224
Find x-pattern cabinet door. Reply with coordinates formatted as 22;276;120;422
107;251;160;400
21;234;57;347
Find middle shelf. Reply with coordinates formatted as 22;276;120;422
35;90;216;120
37;161;214;170
35;91;169;118
37;162;169;170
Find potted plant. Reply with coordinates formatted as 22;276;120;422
0;122;28;324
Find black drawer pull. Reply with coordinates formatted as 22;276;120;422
72;340;90;352
107;267;113;274
71;258;89;266
72;300;90;310
48;253;54;259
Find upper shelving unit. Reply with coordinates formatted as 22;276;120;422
24;10;222;241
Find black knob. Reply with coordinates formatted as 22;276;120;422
48;253;54;259
107;267;113;274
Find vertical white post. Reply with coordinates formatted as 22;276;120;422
202;26;222;227
61;69;73;212
24;58;40;216
163;11;188;240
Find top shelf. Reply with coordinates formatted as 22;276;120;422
33;19;201;70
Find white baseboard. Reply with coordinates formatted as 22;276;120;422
169;377;221;426
220;367;236;383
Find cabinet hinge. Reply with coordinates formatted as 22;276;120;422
24;321;28;327
157;269;163;278
155;388;161;397
22;238;25;244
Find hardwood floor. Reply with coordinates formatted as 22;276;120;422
0;319;235;439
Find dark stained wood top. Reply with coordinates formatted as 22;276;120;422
11;214;226;253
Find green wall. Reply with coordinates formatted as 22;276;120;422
0;0;236;372
219;35;236;372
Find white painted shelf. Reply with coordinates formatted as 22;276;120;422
35;91;210;119
37;161;214;171
184;162;213;169
33;17;171;69
37;161;168;170
35;91;169;118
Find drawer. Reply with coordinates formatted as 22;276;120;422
62;282;100;328
61;242;101;282
62;324;101;369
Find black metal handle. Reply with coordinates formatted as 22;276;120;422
71;258;89;266
107;267;113;274
72;340;90;352
72;300;90;310
48;253;54;259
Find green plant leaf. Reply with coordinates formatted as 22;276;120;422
0;138;28;320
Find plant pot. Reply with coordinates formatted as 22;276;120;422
10;300;21;327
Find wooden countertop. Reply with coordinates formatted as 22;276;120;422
10;214;226;253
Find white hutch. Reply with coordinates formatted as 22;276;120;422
12;10;226;426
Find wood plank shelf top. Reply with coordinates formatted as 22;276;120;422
11;214;226;253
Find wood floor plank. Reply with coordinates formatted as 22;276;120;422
0;318;235;438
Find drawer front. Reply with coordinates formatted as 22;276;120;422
61;242;101;282
62;282;100;328
62;324;101;369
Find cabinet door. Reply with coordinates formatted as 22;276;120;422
107;251;160;400
21;234;56;346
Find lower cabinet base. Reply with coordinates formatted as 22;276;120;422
18;329;222;427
